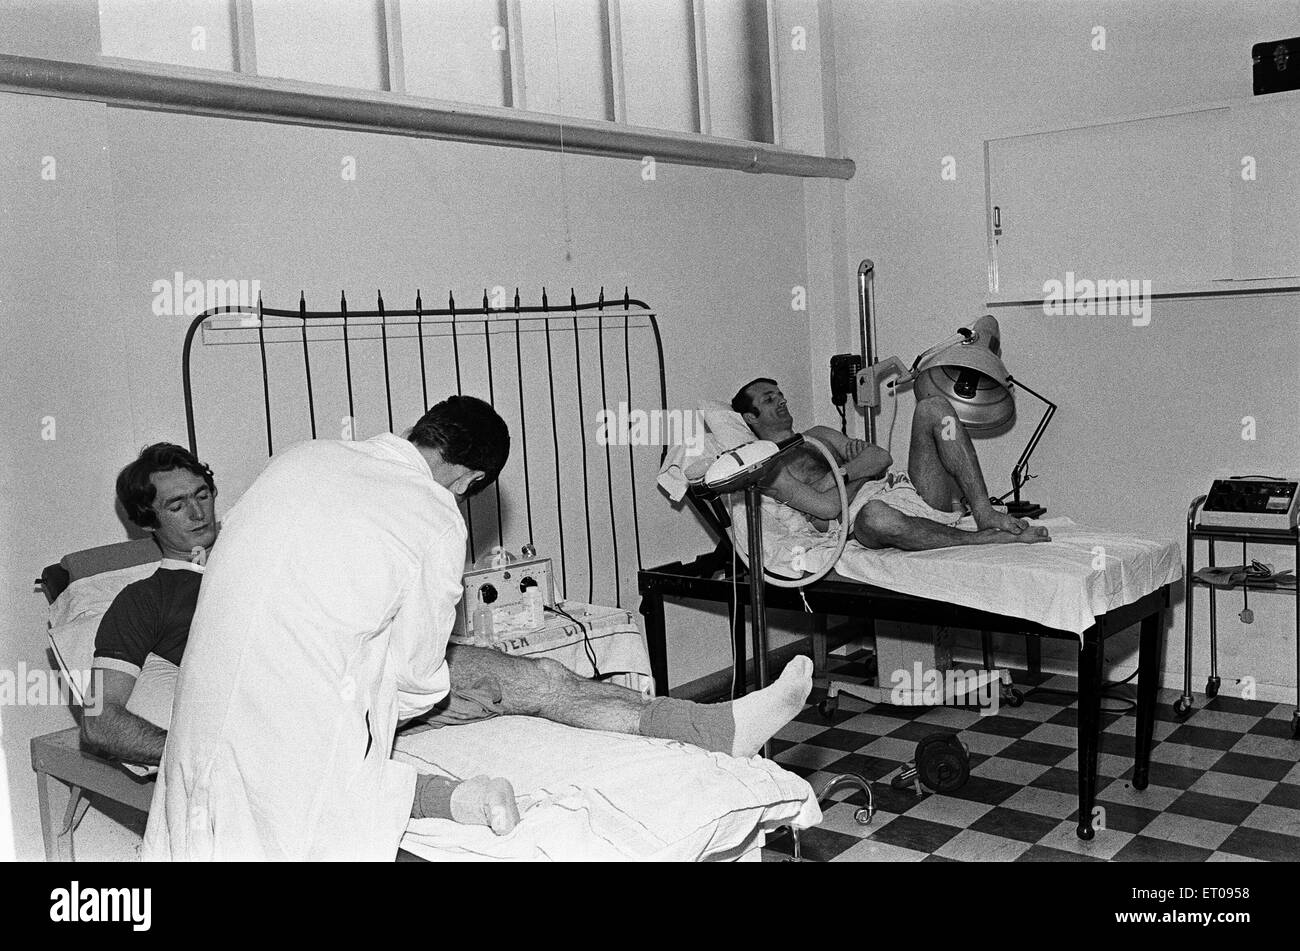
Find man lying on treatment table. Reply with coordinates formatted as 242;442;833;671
730;378;1050;550
82;417;811;859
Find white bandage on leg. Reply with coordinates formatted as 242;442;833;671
730;656;813;757
637;656;813;758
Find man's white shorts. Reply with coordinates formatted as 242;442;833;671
846;471;965;528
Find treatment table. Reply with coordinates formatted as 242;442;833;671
638;555;1173;841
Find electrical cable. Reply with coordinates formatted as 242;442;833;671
994;470;1038;504
883;379;900;456
545;603;611;681
730;543;739;700
723;436;849;589
1022;666;1139;714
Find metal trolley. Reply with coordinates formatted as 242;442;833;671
1180;495;1300;737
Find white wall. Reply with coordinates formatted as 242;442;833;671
830;0;1300;698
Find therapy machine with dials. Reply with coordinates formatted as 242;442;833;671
456;547;557;642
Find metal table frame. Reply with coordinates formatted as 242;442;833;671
638;559;1171;840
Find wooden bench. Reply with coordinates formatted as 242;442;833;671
30;729;156;860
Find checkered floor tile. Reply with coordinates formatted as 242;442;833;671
762;653;1300;862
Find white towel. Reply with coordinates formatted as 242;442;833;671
656;432;727;503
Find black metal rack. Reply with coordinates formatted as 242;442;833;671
1180;495;1300;736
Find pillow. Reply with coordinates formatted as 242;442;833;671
48;561;160;706
395;716;820;861
47;559;173;776
699;400;757;452
61;538;161;583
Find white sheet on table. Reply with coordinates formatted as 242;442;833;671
512;621;650;680
396;716;819;861
712;499;1182;636
831;517;1182;638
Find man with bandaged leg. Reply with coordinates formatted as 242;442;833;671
435;642;810;762
133;401;809;860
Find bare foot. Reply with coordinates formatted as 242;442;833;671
975;509;1030;534
975;525;1051;544
731;655;814;757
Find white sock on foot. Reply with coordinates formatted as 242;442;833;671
730;655;813;757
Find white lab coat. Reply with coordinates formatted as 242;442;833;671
142;434;465;861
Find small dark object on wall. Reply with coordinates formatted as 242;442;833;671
1253;37;1300;95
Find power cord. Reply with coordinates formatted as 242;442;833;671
883;380;900;456
1024;666;1139;714
545;603;612;682
994;469;1038;505
730;543;740;700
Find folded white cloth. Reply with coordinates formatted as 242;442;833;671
657;432;728;503
657;400;759;503
396;716;819;861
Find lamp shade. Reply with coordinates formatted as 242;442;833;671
912;316;1015;431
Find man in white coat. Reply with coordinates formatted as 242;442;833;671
143;396;516;860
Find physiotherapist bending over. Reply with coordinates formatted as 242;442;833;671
144;396;517;860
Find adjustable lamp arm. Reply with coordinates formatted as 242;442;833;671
1004;376;1057;505
855;356;912;408
855;330;972;410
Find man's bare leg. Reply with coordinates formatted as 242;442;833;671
444;644;812;757
907;395;1049;539
854;500;1046;551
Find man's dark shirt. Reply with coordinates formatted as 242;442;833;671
93;565;201;674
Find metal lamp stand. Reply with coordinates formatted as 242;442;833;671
743;482;773;758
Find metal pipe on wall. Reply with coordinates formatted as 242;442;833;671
857;259;876;442
0;53;856;180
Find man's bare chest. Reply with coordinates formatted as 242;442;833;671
785;445;833;483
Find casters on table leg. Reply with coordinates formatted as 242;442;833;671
817;696;839;720
1076;823;1096;841
1004;686;1024;708
1205;676;1220;698
1173;696;1194;719
853;808;873;825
